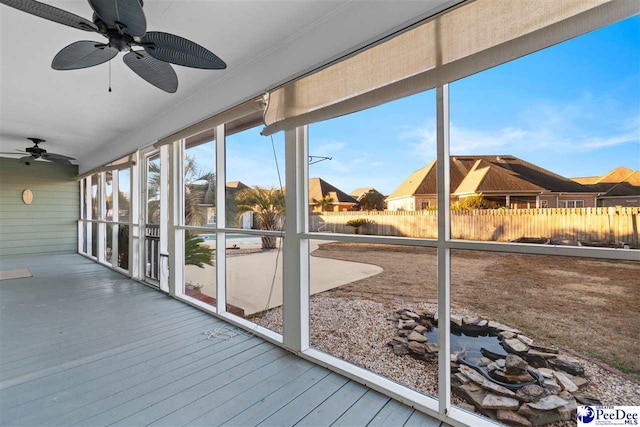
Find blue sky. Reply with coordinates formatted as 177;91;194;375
192;16;639;196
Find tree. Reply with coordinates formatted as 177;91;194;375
452;194;495;210
358;189;386;211
235;186;285;249
311;195;335;212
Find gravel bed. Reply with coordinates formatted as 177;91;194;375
252;294;640;423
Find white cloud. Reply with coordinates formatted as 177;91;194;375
403;96;639;162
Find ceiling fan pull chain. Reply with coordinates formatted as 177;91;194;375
108;57;112;92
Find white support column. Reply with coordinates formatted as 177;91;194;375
283;127;310;351
506;195;510;208
112;170;119;266
97;173;106;262
215;123;226;313
436;84;452;416
159;145;170;292
131;152;141;280
168;141;182;296
78;180;84;253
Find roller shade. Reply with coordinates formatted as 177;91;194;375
154;96;267;148
262;0;638;136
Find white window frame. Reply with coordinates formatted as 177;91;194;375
560;200;585;208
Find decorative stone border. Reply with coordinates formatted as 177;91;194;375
387;308;603;427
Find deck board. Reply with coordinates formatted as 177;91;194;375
0;254;446;427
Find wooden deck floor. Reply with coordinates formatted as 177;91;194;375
0;254;445;427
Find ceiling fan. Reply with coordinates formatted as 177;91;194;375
0;138;76;165
0;0;226;93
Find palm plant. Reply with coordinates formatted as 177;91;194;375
346;218;373;234
235;186;285;249
184;231;214;267
311;195;334;212
146;154;214;268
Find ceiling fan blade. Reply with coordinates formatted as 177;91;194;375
139;32;226;70
88;0;146;37
52;41;118;70
0;0;98;32
0;151;26;155
42;153;76;161
19;155;34;163
123;51;177;93
41;154;72;164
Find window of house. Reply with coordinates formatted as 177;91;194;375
560;200;584;208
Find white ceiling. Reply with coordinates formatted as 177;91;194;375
0;0;458;173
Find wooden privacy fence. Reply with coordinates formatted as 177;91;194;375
310;207;640;246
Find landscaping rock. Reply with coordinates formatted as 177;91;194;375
425;343;439;353
550;355;584;376
491;369;534;383
518;404;563;426
397;329;409;337
573;392;603;406
404;311;420;319
407;331;428;342
496;409;532;427
477;357;492;367
553;370;578;393
454;383;487;408
477;319;488;327
528;343;559;354
413;324;427;334
419;319;433;328
505;354;528;374
463;316;480;325
528;395;569;411
516;384;549;402
543;378;562;394
408;341;426;356
536;368;554;379
488;321;502;329
458;402;476;413
460;366;516;397
567;374;589;388
454;372;471;384
390;336;408;345
505;338;529;353
496;359;506;368
500;331;517;339
481;393;520;410
557;396;577;421
399;320;418;329
517;335;534;346
527;349;558;359
450;315;463;326
393;344;409;356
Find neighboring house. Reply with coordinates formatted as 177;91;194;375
350;187;376;202
194;181;251;226
387;155;599;211
350;187;387;210
309;177;358;212
572;167;640;207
